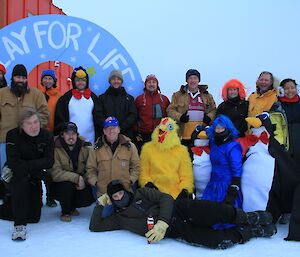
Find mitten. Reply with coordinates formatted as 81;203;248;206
180;111;189;123
176;189;189;199
145;182;158;190
203;114;212;125
223;177;240;205
98;193;112;206
145;220;169;243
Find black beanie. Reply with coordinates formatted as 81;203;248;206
107;180;125;198
12;64;27;78
186;69;200;82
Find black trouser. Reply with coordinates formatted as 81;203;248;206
169;199;245;249
51;181;95;215
45;182;54;201
10;177;42;226
285;183;300;241
0;180;13;221
134;133;152;154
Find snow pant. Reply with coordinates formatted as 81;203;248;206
169;199;253;249
285;182;300;241
0;180;13;221
51;181;95;215
10;176;42;226
43;181;54;203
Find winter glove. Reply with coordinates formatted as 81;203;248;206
180;111;189;123
98;193;112;206
203;114;212;125
176;189;189;199
145;182;158;190
40;170;52;185
145;220;169;243
256;112;275;137
223;177;240;205
136;133;143;142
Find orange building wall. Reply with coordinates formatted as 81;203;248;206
0;0;72;93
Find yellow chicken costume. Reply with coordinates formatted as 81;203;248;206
139;117;194;198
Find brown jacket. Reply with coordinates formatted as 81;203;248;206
167;85;216;138
50;136;91;183
86;134;140;195
0;87;49;142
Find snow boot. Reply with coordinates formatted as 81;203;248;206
235;209;273;225
60;214;72;222
278;213;291;224
12;225;27;241
46;198;57;207
237;223;277;242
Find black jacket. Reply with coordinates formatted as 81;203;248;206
89;187;174;235
99;86;137;139
6;127;54;180
54;90;102;141
280;99;300;163
217;99;249;137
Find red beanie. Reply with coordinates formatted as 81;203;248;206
0;64;6;75
144;74;160;91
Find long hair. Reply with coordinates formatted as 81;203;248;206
206;115;239;143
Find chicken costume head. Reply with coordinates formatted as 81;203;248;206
151;117;181;151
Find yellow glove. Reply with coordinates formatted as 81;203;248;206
97;193;112;206
145;220;169;243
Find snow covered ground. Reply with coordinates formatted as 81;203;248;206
0;202;298;257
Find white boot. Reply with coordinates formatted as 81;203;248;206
12;225;27;241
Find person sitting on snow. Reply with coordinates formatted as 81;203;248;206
138;117;193;199
89;179;276;249
5;107;54;241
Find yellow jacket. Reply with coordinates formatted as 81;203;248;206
248;89;278;117
139;141;193;199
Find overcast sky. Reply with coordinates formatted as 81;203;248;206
53;0;300;101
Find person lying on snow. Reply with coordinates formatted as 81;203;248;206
89;180;276;249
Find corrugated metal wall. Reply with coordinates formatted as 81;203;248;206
0;0;72;93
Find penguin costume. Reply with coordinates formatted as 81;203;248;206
240;113;299;224
190;125;212;199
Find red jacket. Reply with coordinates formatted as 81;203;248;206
135;90;170;134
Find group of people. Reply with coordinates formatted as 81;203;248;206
0;63;299;248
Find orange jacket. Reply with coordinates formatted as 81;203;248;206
38;85;62;132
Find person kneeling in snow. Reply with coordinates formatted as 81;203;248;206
89;180;276;249
50;122;95;222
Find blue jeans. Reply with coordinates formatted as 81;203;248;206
0;143;6;177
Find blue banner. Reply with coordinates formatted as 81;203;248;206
0;14;143;97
